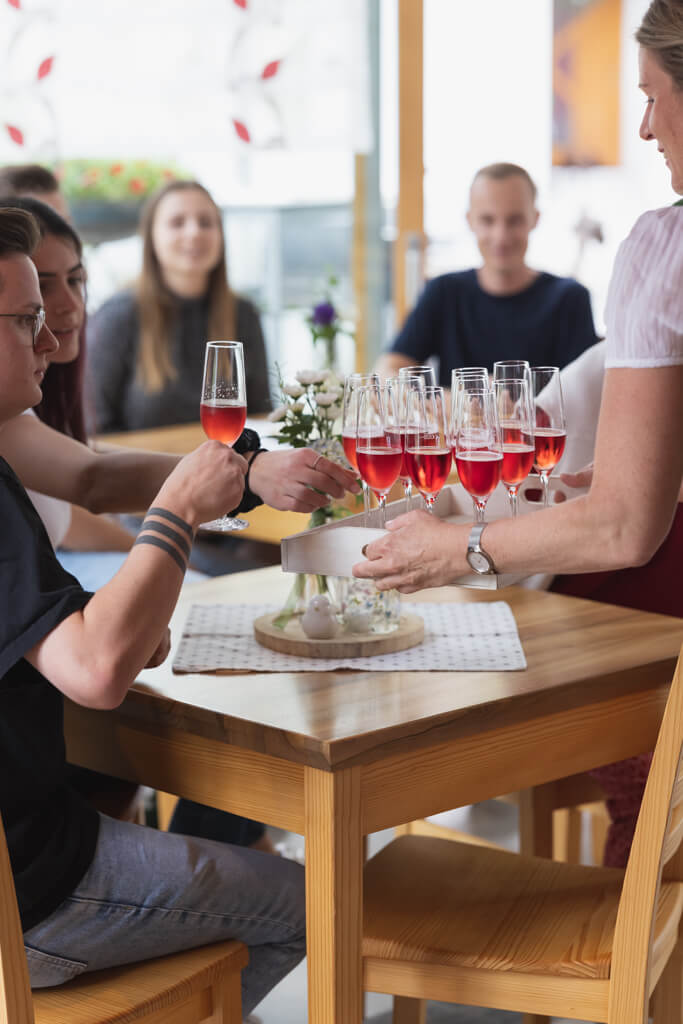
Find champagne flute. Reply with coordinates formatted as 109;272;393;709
355;383;403;528
494;377;535;517
453;387;503;523
493;360;532;388
404;386;452;512
531;366;567;509
199;341;249;531
342;373;379;521
398;364;436;388
387;375;416;513
450;369;490;444
451;367;489;390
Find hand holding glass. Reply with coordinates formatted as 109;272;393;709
199;341;248;531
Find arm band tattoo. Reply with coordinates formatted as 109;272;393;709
134;534;187;574
140;518;191;560
147;506;194;538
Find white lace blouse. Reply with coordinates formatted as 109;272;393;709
604;206;683;368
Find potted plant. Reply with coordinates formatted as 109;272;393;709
57;159;188;244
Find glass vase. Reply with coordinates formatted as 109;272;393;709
334;577;400;635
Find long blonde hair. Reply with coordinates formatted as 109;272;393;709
136;180;236;392
636;0;683;90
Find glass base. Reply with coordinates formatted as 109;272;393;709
199;515;249;532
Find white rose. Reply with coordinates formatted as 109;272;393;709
291;401;304;412
267;404;288;422
315;392;339;407
283;383;305;398
320;404;340;419
296;369;327;386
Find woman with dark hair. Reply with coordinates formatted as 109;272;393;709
90;180;271;433
0;196;137;570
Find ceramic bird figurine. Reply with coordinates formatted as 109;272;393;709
301;595;340;639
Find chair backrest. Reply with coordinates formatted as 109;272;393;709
0;812;35;1024
610;643;683;1023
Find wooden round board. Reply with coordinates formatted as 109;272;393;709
253;612;424;659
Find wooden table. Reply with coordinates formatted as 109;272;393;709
64;567;683;1024
94;420;311;544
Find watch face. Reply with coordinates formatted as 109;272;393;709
467;550;492;574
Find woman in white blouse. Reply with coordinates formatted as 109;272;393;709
355;0;683;592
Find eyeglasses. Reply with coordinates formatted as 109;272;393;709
0;308;47;347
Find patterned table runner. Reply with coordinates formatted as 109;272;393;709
172;601;526;673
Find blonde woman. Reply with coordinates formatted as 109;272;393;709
90;180;271;432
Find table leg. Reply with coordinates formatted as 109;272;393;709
304;765;363;1024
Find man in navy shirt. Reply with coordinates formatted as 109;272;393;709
376;163;598;386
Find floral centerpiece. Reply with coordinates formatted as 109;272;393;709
306;276;355;370
268;367;357;627
268;367;400;636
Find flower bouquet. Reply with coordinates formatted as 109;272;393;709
268;368;399;636
268;368;355;627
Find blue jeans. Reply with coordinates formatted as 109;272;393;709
23;814;306;1016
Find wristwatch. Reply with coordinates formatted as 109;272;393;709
466;523;497;575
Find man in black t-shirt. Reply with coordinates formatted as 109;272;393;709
376;163;597;386
0;208;305;1016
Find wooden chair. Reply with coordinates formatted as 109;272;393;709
397;771;609;865
364;643;683;1024
0;814;248;1024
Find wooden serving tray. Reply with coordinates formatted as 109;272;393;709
253;612;424;659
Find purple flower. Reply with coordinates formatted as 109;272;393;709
311;301;336;327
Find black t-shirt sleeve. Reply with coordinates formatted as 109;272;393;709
0;461;92;677
390;278;444;363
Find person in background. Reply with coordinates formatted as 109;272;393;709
357;0;683;869
0;206;305;1013
90;179;271;433
0;163;70;221
375;162;597;386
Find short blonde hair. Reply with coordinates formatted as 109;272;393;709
636;0;683;90
471;163;537;202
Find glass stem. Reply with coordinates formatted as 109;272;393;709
541;473;550;509
378;494;387;529
403;480;412;514
424;493;435;514
474;499;487;523
508;485;519;518
362;481;370;526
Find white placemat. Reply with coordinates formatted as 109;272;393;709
172;602;526;673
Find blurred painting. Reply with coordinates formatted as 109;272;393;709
553;0;621;166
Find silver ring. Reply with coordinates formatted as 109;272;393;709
312;455;323;471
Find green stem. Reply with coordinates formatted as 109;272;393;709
273;573;307;629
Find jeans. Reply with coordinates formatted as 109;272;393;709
23;814;306;1016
